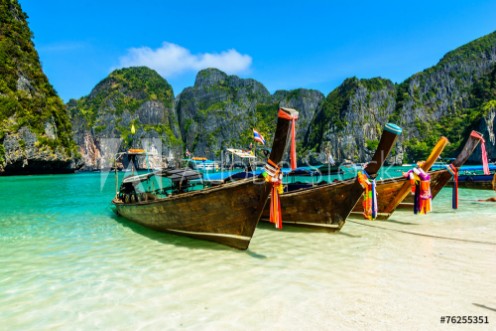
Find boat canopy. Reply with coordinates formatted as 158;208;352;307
114;150;160;160
287;168;319;176
154;168;202;182
226;148;256;159
122;168;202;185
122;172;156;184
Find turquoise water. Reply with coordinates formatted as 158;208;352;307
1;171;495;330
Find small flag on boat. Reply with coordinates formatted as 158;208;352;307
253;129;266;145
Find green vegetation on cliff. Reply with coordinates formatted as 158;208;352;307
0;0;77;169
176;68;272;158
299;31;496;163
393;32;496;162
71;66;181;148
304;77;394;154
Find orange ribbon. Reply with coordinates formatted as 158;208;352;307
357;171;377;220
418;180;432;214
278;109;298;170
264;159;283;229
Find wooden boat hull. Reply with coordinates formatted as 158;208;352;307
262;178;364;230
351;168;459;216
261;123;402;230
112;107;298;249
353;131;483;217
351;137;450;220
351;176;411;220
114;178;268;250
399;131;484;209
446;174;495;190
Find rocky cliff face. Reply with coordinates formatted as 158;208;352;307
0;0;78;175
390;31;496;162
304;77;398;164
69;67;182;170
175;68;272;159
4;0;495;173
272;89;324;144
174;69;325;161
302;31;496;164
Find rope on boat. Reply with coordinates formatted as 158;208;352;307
347;219;496;246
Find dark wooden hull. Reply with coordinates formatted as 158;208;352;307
114;178;268;249
351;176;411;220
398;131;483;210
351;137;450;220
261;123;402;230
261;178;363;230
447;174;495;190
112;107;298;249
351;171;455;218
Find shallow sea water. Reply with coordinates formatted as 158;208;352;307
0;172;495;330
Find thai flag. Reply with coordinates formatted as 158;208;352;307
253;129;266;145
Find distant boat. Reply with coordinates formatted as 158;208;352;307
224;148;259;171
316;163;344;175
111;107;298;250
185;157;220;171
447;172;495;190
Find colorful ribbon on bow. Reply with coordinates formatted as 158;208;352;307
263;159;284;229
357;171;378;220
277;109;298;170
446;164;459;209
404;167;432;214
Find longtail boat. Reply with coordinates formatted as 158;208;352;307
112;107;298;250
445;164;496;190
446;173;495;190
260;123;402;230
350;136;450;220
398;130;484;210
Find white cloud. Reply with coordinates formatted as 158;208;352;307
117;42;252;77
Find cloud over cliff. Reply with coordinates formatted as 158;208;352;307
116;42;252;77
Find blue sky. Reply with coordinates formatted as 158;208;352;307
18;0;496;102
